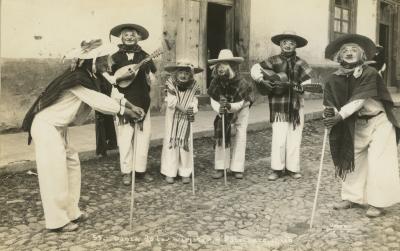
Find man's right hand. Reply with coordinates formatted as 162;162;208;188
260;80;274;91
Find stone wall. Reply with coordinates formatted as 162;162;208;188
0;58;336;133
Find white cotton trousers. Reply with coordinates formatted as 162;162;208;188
341;113;400;208
270;108;304;173
31;118;82;229
116;111;151;174
215;107;250;172
161;145;194;178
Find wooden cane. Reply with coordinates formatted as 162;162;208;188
221;113;227;186
129;122;138;230
309;128;328;229
190;122;195;195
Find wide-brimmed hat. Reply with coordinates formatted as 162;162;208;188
64;39;118;59
325;33;376;60
208;49;244;65
164;60;203;74
271;31;308;48
109;23;149;41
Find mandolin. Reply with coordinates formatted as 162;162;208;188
115;48;163;88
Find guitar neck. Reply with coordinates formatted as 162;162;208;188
136;54;157;68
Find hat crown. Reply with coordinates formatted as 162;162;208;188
217;49;236;60
175;60;195;68
280;31;298;36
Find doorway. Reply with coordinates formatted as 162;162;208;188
377;1;395;86
206;2;234;87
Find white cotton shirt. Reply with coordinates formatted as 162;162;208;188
338;98;385;119
35;85;124;127
250;63;264;82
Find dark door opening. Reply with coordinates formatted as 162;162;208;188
206;3;233;88
378;1;395;86
379;23;389;83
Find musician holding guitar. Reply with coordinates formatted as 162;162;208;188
107;23;158;185
251;31;314;181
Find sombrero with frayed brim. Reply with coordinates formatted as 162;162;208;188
208;49;244;65
165;61;203;74
63;39;118;59
325;33;376;60
271;32;308;48
109;23;149;41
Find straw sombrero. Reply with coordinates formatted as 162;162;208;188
208;49;244;65
109;23;149;41
325;33;376;60
164;60;203;74
64;39;118;59
271;31;308;48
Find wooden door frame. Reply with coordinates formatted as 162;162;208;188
376;0;397;86
199;0;235;94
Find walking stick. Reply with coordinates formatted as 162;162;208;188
309;128;328;229
129;122;139;230
221;113;227;186
190;122;195;195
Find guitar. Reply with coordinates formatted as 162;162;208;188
115;48;163;88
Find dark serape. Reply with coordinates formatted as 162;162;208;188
22;67;99;145
95;74;117;155
258;52;313;128
207;75;253;148
323;65;400;180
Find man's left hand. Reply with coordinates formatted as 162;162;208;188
125;101;145;120
293;84;304;93
323;114;343;128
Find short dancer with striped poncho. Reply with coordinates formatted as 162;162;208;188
161;61;203;184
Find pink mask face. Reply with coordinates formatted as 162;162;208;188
339;44;363;64
216;62;230;76
280;39;297;53
176;69;192;82
121;29;141;45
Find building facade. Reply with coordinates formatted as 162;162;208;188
1;0;400;129
160;0;400;97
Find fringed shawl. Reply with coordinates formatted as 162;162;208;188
22;68;99;145
166;77;200;152
323;65;400;180
259;53;312;128
207;75;253;148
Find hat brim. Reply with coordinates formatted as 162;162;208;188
110;23;149;40
271;34;308;48
325;33;376;60
164;65;203;74
64;44;118;60
208;57;244;65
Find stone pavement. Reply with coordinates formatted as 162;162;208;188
0;99;323;172
1;120;400;251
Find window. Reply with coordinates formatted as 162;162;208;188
330;0;357;41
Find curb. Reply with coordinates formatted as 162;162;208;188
0;111;323;175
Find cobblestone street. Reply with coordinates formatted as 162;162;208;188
1;119;400;251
